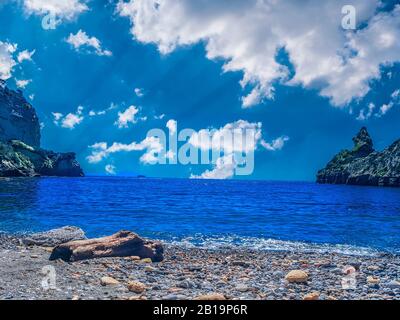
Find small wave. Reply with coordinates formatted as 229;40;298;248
164;235;382;257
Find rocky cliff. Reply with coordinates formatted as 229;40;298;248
317;127;400;187
0;81;84;177
0;82;40;148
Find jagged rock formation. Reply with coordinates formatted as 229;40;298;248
0;82;40;148
0;81;84;177
317;127;400;187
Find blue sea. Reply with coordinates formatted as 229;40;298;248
1;177;400;255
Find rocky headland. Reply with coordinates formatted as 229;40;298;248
317;127;400;187
0;227;400;300
0;81;83;177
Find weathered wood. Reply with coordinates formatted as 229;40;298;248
49;231;164;262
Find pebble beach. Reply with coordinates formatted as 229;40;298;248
0;232;400;300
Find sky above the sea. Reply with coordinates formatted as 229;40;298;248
0;0;399;180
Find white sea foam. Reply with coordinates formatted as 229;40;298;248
165;235;383;257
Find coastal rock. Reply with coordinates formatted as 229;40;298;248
317;127;400;187
22;226;86;247
0;81;40;148
285;270;309;283
49;230;164;262
0;83;84;177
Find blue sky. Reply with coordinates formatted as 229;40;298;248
0;0;399;180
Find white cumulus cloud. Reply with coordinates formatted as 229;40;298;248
87;137;163;164
66;30;112;56
53;106;84;129
22;0;88;20
261;136;290;151
115;105;146;128
15;79;32;89
134;88;144;97
166;119;177;135
17;49;35;63
189;120;288;179
105;164;116;175
117;0;400;108
191;154;236;180
0;41;17;80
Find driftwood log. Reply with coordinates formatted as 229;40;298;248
49;231;164;262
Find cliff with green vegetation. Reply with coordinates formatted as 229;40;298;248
317;127;400;187
0;81;84;177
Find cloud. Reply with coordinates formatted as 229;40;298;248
66;30;112;56
154;113;165;120
134;88;144;97
52;112;63;123
356;89;399;119
391;89;400;100
378;103;393;117
166;119;177;135
89;110;106;116
189;120;262;154
189;120;288;179
22;0;88;20
191;154;236;180
88;103;117;117
53;106;84;129
356;102;376;121
0;41;17;80
15;79;32;89
105;164;116;175
17;49;35;63
117;0;400;108
372;89;400;118
87;137;163;164
115;105;146;128
261;136;290;151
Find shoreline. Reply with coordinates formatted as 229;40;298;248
0;233;399;300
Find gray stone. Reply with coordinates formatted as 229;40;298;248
236;284;249;292
177;279;196;289
386;280;400;289
22;226;86;247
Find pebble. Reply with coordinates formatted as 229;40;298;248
144;266;157;272
235;284;249;292
1;236;400;301
367;265;380;271
140;258;152;264
386;280;400;289
127;281;146;293
178;279;196;289
285;270;309;283
163;294;178;300
343;266;356;275
100;276;120;286
367;276;380;284
303;292;320;300
194;293;226;300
